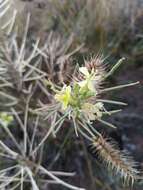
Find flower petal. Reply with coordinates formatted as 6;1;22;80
88;81;95;92
79;67;89;77
55;85;71;110
78;80;87;88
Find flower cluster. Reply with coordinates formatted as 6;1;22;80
55;65;104;122
0;4;140;188
0;112;13;127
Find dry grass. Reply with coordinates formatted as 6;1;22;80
92;135;139;185
0;1;142;189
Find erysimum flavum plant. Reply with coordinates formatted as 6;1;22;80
37;56;140;185
0;1;142;189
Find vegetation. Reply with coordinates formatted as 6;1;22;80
0;0;142;189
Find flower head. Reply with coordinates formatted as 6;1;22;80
81;102;104;121
0;112;13;127
78;67;97;93
54;67;104;120
55;85;71;110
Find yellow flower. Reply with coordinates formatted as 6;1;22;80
81;102;103;121
81;103;96;120
55;85;71;110
79;67;90;77
94;102;104;118
78;67;96;93
0;112;13;126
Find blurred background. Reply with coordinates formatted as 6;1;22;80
1;0;143;189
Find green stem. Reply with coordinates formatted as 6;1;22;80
104;58;125;79
101;81;140;93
